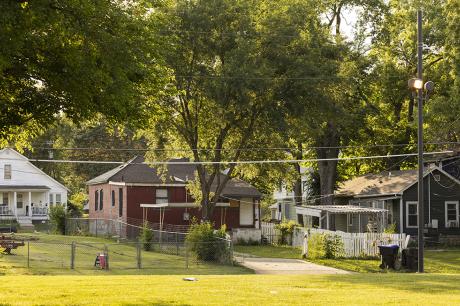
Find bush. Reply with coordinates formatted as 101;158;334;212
139;221;154;251
236;238;260;246
275;220;299;245
186;221;230;262
384;223;397;234
308;233;344;259
49;205;67;235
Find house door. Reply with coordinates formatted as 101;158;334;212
16;193;25;216
239;201;253;226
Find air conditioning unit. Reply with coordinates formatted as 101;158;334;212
431;219;438;229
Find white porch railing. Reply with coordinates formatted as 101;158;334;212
0;206;13;216
32;207;48;216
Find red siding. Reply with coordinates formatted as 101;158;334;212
89;184;255;230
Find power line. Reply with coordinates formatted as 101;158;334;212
30;141;460;152
1;150;451;165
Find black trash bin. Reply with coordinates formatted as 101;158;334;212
401;247;418;271
378;244;400;269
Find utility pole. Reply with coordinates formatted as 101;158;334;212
416;9;424;273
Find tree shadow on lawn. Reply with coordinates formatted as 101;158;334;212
321;273;460;295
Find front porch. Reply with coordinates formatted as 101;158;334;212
0;186;51;221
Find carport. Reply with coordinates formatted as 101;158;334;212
296;205;388;232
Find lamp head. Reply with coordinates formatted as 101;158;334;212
408;78;424;90
424;81;434;92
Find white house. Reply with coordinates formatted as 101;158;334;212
0;148;69;227
271;167;311;222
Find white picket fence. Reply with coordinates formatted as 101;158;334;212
294;227;409;258
261;222;408;258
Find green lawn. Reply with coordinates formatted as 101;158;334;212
0;233;251;275
234;244;460;274
1;274;460;305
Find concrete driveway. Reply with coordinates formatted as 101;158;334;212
237;257;351;275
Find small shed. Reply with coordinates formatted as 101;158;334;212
296;205;388;233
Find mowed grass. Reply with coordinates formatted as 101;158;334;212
1;274;460;305
0;233;251;275
235;244;460;274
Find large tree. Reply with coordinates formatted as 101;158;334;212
0;0;167;146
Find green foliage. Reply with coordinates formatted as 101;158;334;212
49;205;67;235
139;222;154;251
308;233;344;259
384;223;397;234
186;222;230;263
275;220;299;245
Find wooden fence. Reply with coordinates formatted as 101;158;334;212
294;227;409;258
261;222;409;258
261;222;281;244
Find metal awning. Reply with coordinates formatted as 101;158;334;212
296;205;387;216
140;202;230;208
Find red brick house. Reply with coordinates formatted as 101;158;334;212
86;157;262;230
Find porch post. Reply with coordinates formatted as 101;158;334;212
28;191;32;217
358;214;361;233
13;191;17;218
326;211;330;230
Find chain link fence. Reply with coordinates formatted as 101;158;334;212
0;218;234;273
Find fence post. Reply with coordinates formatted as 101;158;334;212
104;244;109;270
137;242;142;269
70;242;75;269
176;232;179;255
27;241;30;268
185;241;189;269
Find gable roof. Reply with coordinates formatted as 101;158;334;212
0;148;70;192
86;156;262;198
336;166;460;198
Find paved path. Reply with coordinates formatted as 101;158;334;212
236;257;351;275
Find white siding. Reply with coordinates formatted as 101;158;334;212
0;148;68;204
239;198;253;226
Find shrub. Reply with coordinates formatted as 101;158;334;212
49;205;67;235
275;220;299;245
186;221;230;262
139;221;154;251
384;223;397;234
308;233;344;259
236;238;260;246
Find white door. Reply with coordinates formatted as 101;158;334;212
239;201;253;226
16;193;25;216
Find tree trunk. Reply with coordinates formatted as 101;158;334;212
316;123;340;205
293;142;303;206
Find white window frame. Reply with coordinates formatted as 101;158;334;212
445;201;459;227
156;188;168;204
406;201;418;228
55;193;62;205
4;164;11;179
49;193;54;205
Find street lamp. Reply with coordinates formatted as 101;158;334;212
407;10;435;273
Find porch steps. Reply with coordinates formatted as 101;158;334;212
17;217;35;231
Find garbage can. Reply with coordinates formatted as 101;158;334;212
378;244;400;269
401;248;418;271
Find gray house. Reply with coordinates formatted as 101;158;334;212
323;166;460;235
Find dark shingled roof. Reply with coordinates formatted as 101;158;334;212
86;157;262;198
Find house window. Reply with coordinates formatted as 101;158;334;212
118;188;123;217
156;189;168;204
95;190;99;211
4;164;11;179
111;190;115;207
406;201;418;228
99;190;104;210
55;194;61;205
1;193;8;205
445;201;459;228
17;193;23;209
348;214;353;226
